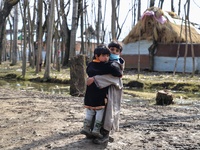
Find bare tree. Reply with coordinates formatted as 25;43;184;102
36;0;43;73
69;0;79;58
60;0;70;67
101;0;107;43
11;4;18;66
0;0;20;64
158;0;164;9
178;0;181;16
111;0;116;40
171;0;175;12
22;0;28;78
53;0;61;71
149;0;155;7
96;0;101;45
8;17;13;61
111;0;134;40
79;0;85;54
44;0;55;79
27;0;37;68
137;0;141;21
133;0;137;26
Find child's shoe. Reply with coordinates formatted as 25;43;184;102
92;121;103;138
80;119;92;137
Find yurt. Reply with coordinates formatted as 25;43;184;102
122;7;200;73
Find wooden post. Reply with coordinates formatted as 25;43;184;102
173;17;183;76
70;55;87;96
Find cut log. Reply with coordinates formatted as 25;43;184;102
156;90;174;105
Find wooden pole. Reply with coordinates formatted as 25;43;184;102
183;2;188;74
173;17;183;76
137;26;141;79
188;21;195;76
187;0;195;76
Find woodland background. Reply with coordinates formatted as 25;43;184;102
0;0;199;80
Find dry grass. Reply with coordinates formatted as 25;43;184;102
0;61;70;80
122;70;200;100
1;61;200;100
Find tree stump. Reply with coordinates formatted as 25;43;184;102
156;90;174;105
70;55;87;96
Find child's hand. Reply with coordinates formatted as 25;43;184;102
87;77;94;86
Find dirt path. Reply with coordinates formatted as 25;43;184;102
0;87;200;150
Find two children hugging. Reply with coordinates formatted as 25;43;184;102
81;44;122;139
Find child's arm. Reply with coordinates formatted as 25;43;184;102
86;73;123;89
107;61;123;77
94;74;123;89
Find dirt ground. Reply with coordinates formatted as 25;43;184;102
0;87;200;150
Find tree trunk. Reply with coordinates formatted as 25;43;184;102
80;0;84;54
96;0;101;45
28;0;36;68
149;0;155;7
36;0;43;73
178;0;181;16
44;0;55;79
111;0;116;40
0;0;20;64
158;0;164;9
133;0;137;26
54;27;60;71
2;24;7;61
171;0;175;12
8;17;13;62
69;0;78;58
22;0;28;78
137;0;141;21
60;0;70;67
101;0;107;43
11;4;18;66
70;55;86;96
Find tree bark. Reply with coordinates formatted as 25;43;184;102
149;0;155;7
137;0;141;21
80;0;84;54
0;0;20;64
111;0;116;40
178;0;181;16
60;0;70;67
69;0;78;58
156;90;173;105
96;0;102;45
70;55;86;96
27;0;36;68
36;0;43;73
158;0;164;9
44;0;55;79
171;0;175;12
11;4;18;66
22;0;28;78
